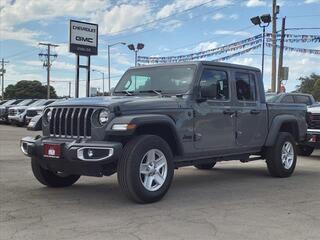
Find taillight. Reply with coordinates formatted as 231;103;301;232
306;112;313;125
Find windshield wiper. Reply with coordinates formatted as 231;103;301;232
139;90;162;96
114;90;134;96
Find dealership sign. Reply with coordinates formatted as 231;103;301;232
69;20;98;56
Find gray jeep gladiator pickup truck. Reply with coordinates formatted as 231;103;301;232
21;61;307;203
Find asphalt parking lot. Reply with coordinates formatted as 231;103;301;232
1;125;320;240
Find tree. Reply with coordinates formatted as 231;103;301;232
296;73;320;101
4;80;57;99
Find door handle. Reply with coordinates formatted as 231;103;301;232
223;109;236;115
250;109;261;115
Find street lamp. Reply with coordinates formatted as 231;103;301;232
250;14;271;80
92;69;105;96
127;43;145;66
107;42;126;93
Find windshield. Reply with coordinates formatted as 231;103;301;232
29;99;50;107
265;93;280;102
2;100;19;106
17;99;34;106
114;65;196;95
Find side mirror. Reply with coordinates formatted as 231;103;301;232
200;83;217;100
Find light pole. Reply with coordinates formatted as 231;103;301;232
127;43;145;66
250;14;271;81
107;42;126;93
92;69;105;95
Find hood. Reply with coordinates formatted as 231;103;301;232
308;105;320;114
27;105;46;111
9;106;29;111
49;96;182;112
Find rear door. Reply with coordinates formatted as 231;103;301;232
233;71;268;148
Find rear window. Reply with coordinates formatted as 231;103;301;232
294;95;311;105
281;95;294;103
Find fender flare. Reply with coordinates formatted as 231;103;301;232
107;114;183;155
265;114;300;146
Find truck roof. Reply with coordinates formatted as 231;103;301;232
133;61;261;72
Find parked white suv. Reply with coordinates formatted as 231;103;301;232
299;105;320;156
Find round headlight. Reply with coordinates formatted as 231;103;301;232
99;109;110;125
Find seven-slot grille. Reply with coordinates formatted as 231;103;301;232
309;113;320;129
26;109;38;118
9;109;17;116
49;107;95;138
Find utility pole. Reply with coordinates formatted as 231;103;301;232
0;58;9;100
39;43;58;99
277;17;286;93
271;0;279;92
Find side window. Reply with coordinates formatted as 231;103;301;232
200;69;229;100
281;95;294;103
235;72;256;101
294;95;311;105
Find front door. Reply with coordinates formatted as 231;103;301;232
194;67;236;151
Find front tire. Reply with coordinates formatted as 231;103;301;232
297;145;314;156
117;135;174;203
266;132;297;178
31;158;80;187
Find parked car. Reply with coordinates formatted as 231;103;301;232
0;99;23;122
26;99;59;124
8;99;47;126
0;100;8;105
298;105;320;156
266;92;316;106
21;61;307;203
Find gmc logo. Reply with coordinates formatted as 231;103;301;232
75;36;93;43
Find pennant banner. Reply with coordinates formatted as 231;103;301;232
266;33;320;40
138;34;262;64
266;43;320;55
266;38;320;43
213;44;262;62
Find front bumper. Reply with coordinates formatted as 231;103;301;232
8;115;24;123
304;129;320;148
21;136;123;176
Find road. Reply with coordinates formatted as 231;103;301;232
1;125;320;240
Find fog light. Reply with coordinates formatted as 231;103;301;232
87;149;94;157
77;147;114;161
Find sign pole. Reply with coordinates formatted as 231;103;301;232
86;56;91;97
75;54;80;98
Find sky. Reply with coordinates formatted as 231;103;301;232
0;0;319;97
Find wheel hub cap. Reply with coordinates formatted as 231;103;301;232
281;141;294;170
139;149;168;191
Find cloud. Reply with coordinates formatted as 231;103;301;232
160;20;182;32
212;13;225;20
156;0;233;19
214;30;251;37
91;3;152;35
0;27;43;45
246;0;267;7
211;13;238;21
0;0;108;29
304;0;320;3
